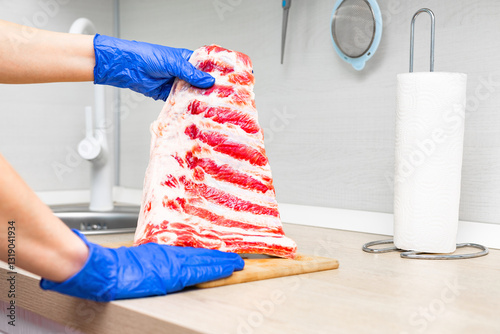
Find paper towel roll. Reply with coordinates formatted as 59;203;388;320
394;72;467;253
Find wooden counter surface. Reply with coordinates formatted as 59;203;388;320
1;224;499;334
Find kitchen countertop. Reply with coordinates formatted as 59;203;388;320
1;224;499;334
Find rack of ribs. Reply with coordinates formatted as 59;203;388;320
133;45;297;259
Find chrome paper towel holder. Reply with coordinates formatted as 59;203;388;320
362;8;488;260
362;240;488;260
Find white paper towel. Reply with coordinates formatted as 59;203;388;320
394;72;467;253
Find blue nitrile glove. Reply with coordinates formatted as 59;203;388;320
40;230;244;302
93;34;215;101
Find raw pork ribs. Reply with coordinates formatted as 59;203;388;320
134;45;297;258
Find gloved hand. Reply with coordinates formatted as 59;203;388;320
93;34;215;101
40;230;244;302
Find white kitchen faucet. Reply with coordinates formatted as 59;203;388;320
70;18;114;212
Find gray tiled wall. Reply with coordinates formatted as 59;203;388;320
0;0;114;191
119;0;500;225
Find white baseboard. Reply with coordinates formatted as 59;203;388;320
279;203;394;235
37;188;500;250
279;203;500;250
36;187;143;206
37;189;90;205
113;186;143;205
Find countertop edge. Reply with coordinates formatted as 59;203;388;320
0;269;204;334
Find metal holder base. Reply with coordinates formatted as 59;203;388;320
362;239;489;260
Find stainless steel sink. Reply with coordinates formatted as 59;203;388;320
51;204;140;235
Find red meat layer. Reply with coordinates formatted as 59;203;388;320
187;100;259;134
184;124;268;166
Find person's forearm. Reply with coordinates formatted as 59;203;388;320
0;19;95;83
0;154;88;282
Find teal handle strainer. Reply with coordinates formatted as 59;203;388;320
330;0;383;70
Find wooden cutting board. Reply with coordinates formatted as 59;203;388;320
101;240;339;288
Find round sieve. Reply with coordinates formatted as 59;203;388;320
330;0;382;70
